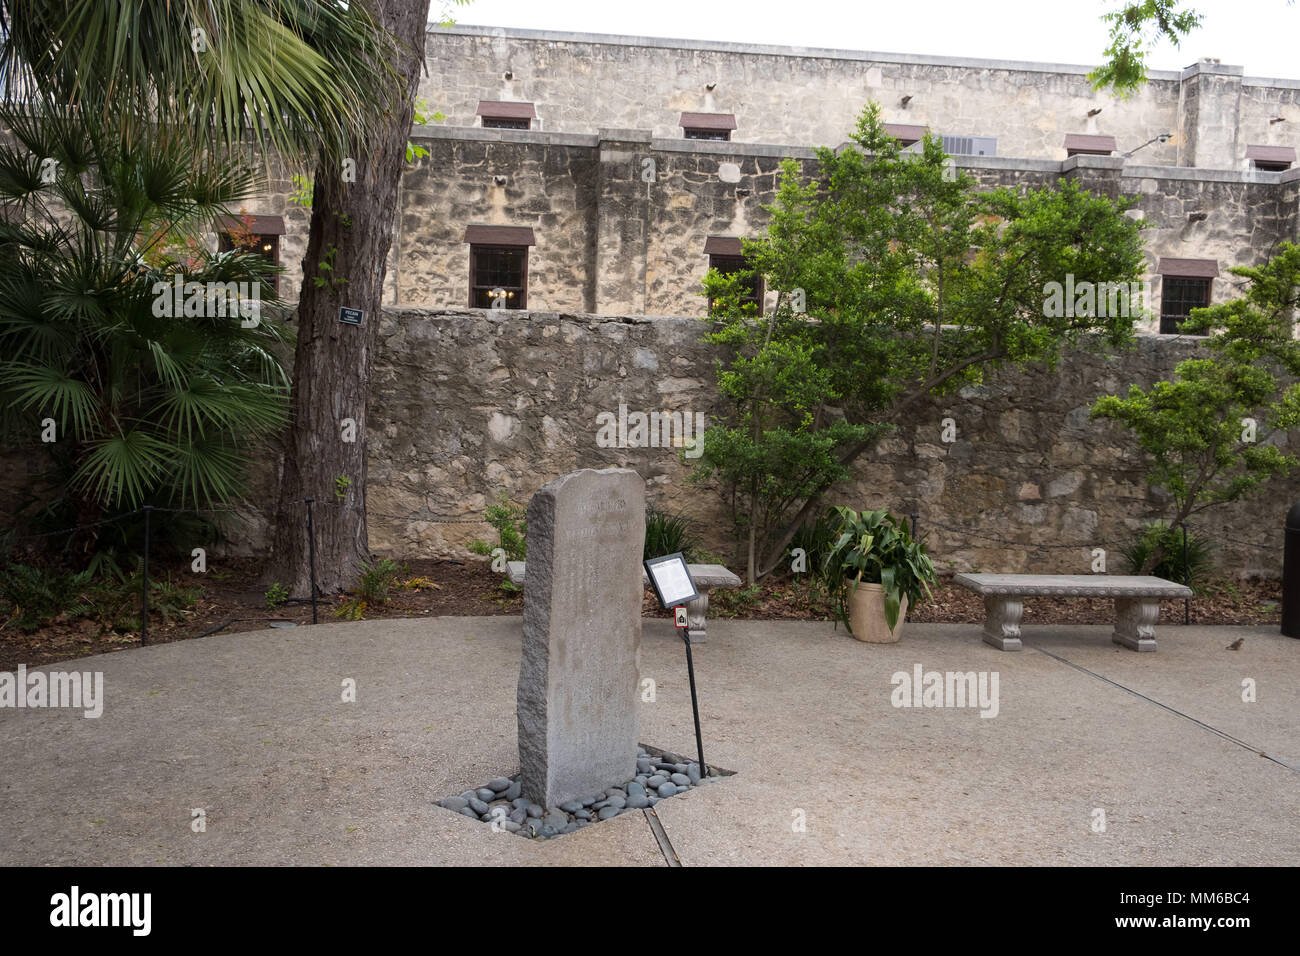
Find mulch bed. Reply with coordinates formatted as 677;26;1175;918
0;557;1283;671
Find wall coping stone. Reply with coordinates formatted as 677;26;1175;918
425;23;1189;81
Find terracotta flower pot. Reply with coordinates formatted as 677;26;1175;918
847;581;908;643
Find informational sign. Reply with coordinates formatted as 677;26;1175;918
339;307;363;326
644;552;700;608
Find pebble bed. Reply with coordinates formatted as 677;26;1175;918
438;748;712;839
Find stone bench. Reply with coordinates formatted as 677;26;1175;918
506;561;742;644
952;573;1193;652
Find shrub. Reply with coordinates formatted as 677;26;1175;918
644;508;699;561
0;564;94;633
265;583;290;610
356;559;405;605
468;491;527;561
1121;522;1214;592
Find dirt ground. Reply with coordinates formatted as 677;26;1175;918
0;556;1284;670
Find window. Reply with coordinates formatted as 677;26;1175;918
705;237;763;314
477;101;536;130
884;123;927;148
1064;134;1117;157
464;225;536;309
216;214;284;292
680;112;736;141
1156;258;1218;333
1246;145;1295;171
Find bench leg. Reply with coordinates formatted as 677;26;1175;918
686;593;709;644
1113;598;1159;652
982;596;1023;651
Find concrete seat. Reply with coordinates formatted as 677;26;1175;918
953;573;1193;652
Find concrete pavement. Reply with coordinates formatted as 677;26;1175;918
0;616;1295;865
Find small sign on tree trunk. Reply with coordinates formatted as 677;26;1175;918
339;307;363;326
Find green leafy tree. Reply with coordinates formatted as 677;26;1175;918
0;100;292;546
1089;1;1203;97
1090;243;1300;571
695;103;1148;583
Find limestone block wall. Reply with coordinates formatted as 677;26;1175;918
420;25;1184;164
362;308;1293;578
383;130;1298;323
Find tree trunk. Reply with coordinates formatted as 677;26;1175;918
268;0;426;596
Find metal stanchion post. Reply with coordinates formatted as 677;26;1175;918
675;606;707;779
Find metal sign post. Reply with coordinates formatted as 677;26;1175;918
644;553;708;779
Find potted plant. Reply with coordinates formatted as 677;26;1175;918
822;507;937;643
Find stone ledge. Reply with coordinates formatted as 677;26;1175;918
425;22;1187;81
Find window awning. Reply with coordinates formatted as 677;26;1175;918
680;112;737;131
463;224;536;246
884;123;927;142
1064;134;1117;155
1246;144;1296;164
704;236;744;256
216;214;286;235
1157;257;1219;278
476;100;537;120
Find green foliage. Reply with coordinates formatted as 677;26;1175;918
694;102;1147;582
334;476;351;500
0;560;197;634
0;0;408;168
333;597;365;621
0;564;94;633
468;491;527;561
788;510;840;581
1121;521;1214;592
1089;2;1203;98
264;582;289;610
312;245;347;290
1091;243;1300;570
0;99;292;527
288;174;313;209
356;558;404;604
644;509;699;561
406;99;445;163
821;507;937;633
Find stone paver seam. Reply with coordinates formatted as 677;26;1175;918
1030;645;1297;775
643;808;682;866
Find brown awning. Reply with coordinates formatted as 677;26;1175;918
476;100;537;120
1157;257;1219;278
1246;144;1295;164
884;123;927;142
216;214;286;235
704;236;744;256
680;112;737;131
1064;134;1117;155
463;224;536;246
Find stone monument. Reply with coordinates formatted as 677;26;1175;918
516;468;646;807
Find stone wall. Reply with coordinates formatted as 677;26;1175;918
362;307;1292;578
379;130;1298;321
421;25;1300;170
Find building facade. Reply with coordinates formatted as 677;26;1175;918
242;24;1300;330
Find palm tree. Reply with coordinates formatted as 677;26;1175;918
0;97;293;558
0;1;440;593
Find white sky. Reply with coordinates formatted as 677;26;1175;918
445;0;1300;80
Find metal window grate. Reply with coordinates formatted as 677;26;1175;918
1159;276;1211;333
470;245;529;309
